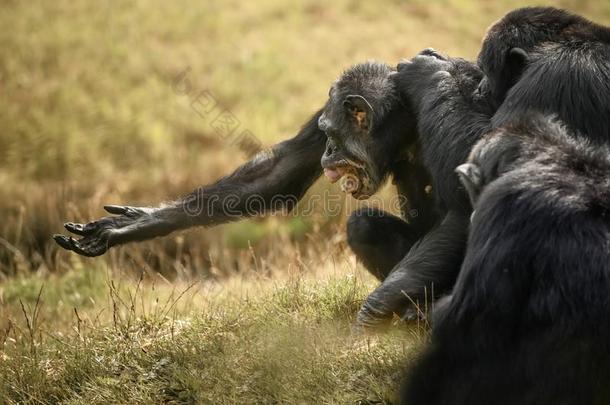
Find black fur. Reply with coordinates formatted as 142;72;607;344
347;208;419;281
401;116;610;405
319;62;418;199
356;7;610;326
478;6;610;112
355;53;492;326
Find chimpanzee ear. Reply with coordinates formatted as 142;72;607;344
455;163;482;207
506;47;528;77
343;95;373;131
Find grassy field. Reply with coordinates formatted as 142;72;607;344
2;0;610;403
1;255;427;403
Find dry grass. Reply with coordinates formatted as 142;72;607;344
2;0;610;403
0;253;428;404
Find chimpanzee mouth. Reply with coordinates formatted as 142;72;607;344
323;160;373;200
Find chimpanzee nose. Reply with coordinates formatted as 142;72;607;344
324;140;338;158
321;139;340;169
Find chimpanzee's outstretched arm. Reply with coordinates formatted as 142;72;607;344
54;109;327;257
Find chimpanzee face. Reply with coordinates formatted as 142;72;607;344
318;88;381;200
475;47;528;109
317;62;408;200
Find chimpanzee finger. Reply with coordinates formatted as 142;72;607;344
64;222;92;236
419;48;446;60
397;59;412;72
53;234;75;251
104;205;129;215
67;237;102;257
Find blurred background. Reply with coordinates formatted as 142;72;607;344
3;2;610;403
2;0;609;279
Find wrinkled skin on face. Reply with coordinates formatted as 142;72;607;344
318;92;379;199
318;62;418;200
318;62;404;199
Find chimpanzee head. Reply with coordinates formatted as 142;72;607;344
456;135;509;208
476;7;589;108
456;115;571;207
319;62;412;199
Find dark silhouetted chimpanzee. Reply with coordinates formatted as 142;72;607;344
401;115;610;405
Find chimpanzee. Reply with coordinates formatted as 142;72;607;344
54;7;610;328
401;115;610;405
357;6;610;326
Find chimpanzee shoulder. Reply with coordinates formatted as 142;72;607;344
395;52;493;214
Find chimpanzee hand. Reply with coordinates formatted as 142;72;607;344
395;49;455;106
396;48;487;118
53;205;156;257
397;48;450;72
397;48;452;78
